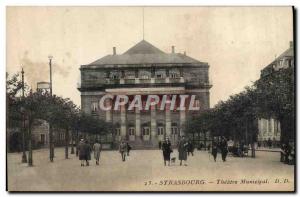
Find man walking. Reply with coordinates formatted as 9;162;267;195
119;140;127;162
84;140;92;166
78;139;86;166
93;140;102;165
211;137;218;162
220;136;228;162
187;140;194;156
178;136;188;166
126;142;132;156
162;137;172;166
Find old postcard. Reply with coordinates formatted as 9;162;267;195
6;6;295;192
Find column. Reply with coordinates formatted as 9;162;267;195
151;104;157;143
180;110;186;136
165;96;171;137
105;99;112;122
120;99;127;140
135;107;141;139
270;118;275;137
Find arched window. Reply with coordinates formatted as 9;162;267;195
139;70;151;79
129;127;135;136
142;127;150;135
171;122;178;135
169;68;180;78
116;128;121;136
157;127;164;135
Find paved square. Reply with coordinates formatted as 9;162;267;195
7;148;294;191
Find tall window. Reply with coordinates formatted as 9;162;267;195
157;127;164;135
171;127;178;135
59;133;65;140
139;70;151;79
194;100;200;108
129;127;135;136
91;101;98;112
40;134;45;144
116;128;121;136
143;127;150;135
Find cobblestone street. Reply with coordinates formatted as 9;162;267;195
7;148;294;191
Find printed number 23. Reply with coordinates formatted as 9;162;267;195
144;181;152;186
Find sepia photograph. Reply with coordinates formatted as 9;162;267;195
5;6;295;192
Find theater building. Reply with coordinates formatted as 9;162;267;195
78;40;212;148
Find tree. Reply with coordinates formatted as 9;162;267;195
254;67;295;142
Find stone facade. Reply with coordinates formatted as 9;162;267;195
257;118;281;146
78;40;212;148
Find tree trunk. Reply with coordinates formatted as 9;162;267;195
65;128;69;159
70;131;74;154
75;129;79;156
192;132;195;143
49;124;54;162
204;131;207;150
28;120;33;166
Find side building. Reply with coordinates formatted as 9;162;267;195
78;40;212;148
257;41;294;147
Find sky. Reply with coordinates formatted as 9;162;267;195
6;6;293;107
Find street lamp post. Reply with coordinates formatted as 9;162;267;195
48;56;54;162
21;68;27;163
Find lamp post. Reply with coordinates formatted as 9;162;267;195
21;68;27;163
48;55;54;162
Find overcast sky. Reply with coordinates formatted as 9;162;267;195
6;6;293;107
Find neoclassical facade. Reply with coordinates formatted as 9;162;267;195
78;40;212;148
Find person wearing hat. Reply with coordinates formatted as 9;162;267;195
220;136;228;162
93;140;102;165
162;137;172;166
119;140;127;162
84;140;92;166
211;137;219;162
178;135;188;166
78;139;86;166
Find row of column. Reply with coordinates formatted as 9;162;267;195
104;98;186;139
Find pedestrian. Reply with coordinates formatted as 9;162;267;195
126;142;131;156
158;141;162;149
84;140;92;166
227;138;234;153
93;140;102;165
267;138;272;149
78;139;86;166
288;143;295;165
178;136;188;166
119;140;127;162
187;140;194;156
220;136;228;162
239;140;245;157
211;137;218;162
162;137;172;166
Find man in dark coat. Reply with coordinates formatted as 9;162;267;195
78;139;86;166
119;140;127;162
220;136;228;162
126;142;131;156
211;137;218;162
162;137;172;166
187;140;194;156
178;136;188;166
84;140;92;166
